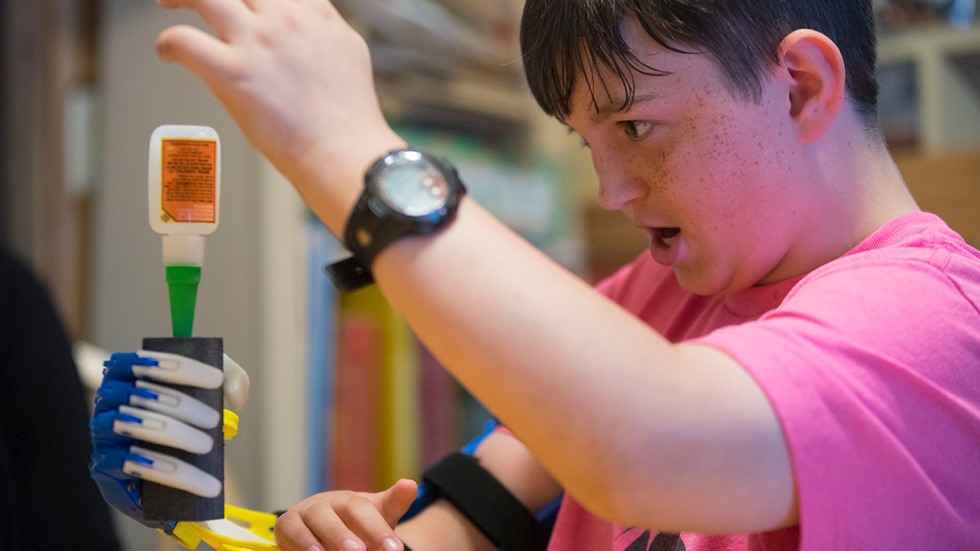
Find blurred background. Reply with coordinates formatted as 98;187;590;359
1;1;977;549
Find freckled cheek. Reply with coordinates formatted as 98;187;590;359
670;129;758;236
636;148;672;193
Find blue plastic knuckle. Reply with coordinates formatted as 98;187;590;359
102;352;159;380
90;410;135;447
89;446;127;476
89;444;177;532
94;380;138;411
90;351;187;533
89;444;140;515
91;465;143;522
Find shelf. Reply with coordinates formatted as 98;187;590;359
878;26;980;152
879;25;980;61
377;73;533;137
894;148;980;248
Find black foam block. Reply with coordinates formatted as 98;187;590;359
141;337;224;521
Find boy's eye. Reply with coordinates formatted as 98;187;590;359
566;126;590;149
621;120;654;141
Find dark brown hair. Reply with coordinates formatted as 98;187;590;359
520;0;879;129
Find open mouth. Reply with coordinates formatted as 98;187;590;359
653;227;681;248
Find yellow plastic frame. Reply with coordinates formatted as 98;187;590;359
168;504;280;551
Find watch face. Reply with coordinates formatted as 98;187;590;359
376;151;449;217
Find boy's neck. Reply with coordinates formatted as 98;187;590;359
767;111;919;284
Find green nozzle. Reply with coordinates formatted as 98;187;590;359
166;265;202;338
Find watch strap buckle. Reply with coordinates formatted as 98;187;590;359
324;255;375;291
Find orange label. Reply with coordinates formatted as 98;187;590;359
160;138;217;223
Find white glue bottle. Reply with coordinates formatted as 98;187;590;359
148;125;220;338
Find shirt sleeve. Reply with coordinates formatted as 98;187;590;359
695;252;980;549
0;249;123;549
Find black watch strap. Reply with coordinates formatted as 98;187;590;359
324;192;398;291
324;149;465;292
343;192;394;270
323;255;373;291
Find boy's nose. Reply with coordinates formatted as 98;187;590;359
595;168;648;211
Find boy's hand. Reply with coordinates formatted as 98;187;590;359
275;479;419;551
154;0;405;234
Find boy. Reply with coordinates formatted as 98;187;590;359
144;0;980;549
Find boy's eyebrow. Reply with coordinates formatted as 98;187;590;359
590;91;661;124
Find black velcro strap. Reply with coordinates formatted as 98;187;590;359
422;452;549;551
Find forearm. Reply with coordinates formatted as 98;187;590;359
370;199;696;518
397;501;494;551
280;130;407;238
396;431;561;550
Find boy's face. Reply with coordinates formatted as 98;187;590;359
565;19;813;296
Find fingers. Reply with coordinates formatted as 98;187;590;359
124;445;222;498
279;498;403;551
137;350;223;388
277;500;373;551
156;24;236;81
104;350;248;410
93;350;231;508
114;405;214;454
103;350;223;388
157;0;253;41
275;482;418;551
93;378;220;429
153;0;392;186
378;479;420;526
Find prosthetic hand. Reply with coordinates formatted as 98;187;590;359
88;351;277;550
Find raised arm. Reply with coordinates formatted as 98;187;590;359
155;0;797;535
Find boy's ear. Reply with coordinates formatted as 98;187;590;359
777;29;846;144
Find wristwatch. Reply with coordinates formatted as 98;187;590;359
324;149;466;291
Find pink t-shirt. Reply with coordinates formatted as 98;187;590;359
546;212;980;550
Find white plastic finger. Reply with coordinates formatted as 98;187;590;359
134;350;223;389
131;380;221;429
125;445;222;498
222;354;250;410
114;405;214;454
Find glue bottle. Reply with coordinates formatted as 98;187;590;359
148;125;220;338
